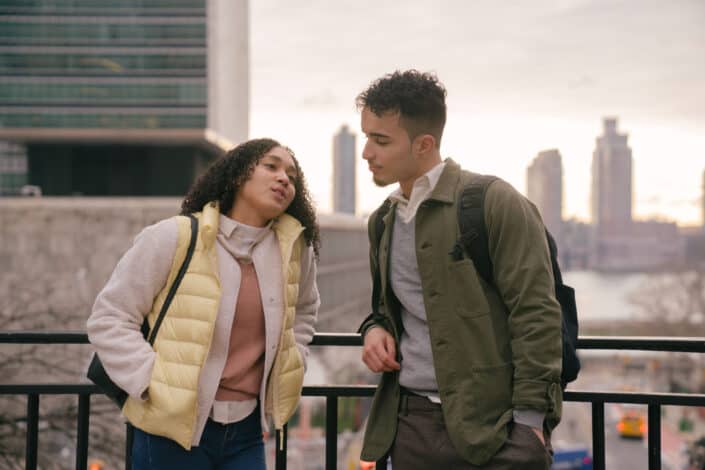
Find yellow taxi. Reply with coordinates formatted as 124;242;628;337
616;409;646;439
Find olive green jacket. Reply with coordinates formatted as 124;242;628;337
359;159;563;466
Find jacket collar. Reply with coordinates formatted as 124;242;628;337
427;158;462;204
272;213;304;242
201;201;221;249
201;202;304;249
381;158;461;224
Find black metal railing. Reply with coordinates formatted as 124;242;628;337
1;331;705;470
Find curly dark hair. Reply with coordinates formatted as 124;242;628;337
356;69;447;147
180;138;320;257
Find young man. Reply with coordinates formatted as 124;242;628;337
357;70;562;469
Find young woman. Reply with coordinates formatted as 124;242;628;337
87;138;320;469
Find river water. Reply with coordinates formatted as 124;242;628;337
305;270;657;385
563;270;649;322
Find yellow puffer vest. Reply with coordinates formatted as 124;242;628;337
123;202;306;449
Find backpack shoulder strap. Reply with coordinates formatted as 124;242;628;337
373;199;392;247
544;229;564;285
146;214;198;344
371;199;392;313
457;175;499;286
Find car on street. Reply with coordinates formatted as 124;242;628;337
616;409;646;439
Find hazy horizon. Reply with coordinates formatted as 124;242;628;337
249;0;705;226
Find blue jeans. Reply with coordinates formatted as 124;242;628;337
131;405;265;470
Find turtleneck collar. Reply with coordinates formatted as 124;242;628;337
217;214;273;262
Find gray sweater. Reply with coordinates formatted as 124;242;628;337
391;215;440;397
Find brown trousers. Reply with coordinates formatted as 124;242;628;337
388;394;552;470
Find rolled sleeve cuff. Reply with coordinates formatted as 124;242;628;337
513;409;545;430
512;380;560;411
357;312;387;336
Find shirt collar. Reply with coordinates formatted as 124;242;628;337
388;161;446;223
389;161;446;205
424;160;446;194
218;213;272;242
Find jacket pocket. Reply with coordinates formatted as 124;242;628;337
447;259;490;318
470;362;513;426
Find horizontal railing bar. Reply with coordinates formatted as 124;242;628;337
0;384;100;394
302;385;377;397
577;336;705;352
564;390;705;406
0;384;378;397
2;331;705;352
0;331;89;343
310;332;363;347
3;384;703;407
0;332;366;346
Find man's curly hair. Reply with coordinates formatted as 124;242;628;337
356;70;447;147
181;138;320;257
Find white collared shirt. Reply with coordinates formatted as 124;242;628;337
389;161;446;223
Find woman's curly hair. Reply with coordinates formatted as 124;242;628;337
180;138;320;257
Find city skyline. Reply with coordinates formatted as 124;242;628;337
316;115;704;227
249;0;705;226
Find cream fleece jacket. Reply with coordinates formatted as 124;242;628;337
87;213;319;444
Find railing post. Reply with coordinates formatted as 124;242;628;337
648;404;661;470
75;393;90;470
275;424;288;470
26;393;39;470
591;401;605;470
125;423;134;470
326;396;338;470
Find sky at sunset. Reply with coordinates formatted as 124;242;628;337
249;0;705;225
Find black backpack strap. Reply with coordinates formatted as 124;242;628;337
146;214;199;344
455;175;499;286
544;229;563;285
371;199;392;314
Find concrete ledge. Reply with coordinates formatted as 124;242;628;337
1;198;369;228
0;197;182;210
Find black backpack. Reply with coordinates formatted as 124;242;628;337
373;175;580;389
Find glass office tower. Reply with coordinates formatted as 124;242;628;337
0;0;248;195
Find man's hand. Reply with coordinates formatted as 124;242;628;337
362;327;401;373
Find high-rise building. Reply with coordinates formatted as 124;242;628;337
702;168;705;231
0;142;27;195
590;118;633;235
0;0;248;196
526;149;563;239
332;125;356;214
587;118;685;271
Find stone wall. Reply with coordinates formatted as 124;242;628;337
0;197;370;332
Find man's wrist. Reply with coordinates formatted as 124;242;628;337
360;324;383;338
